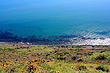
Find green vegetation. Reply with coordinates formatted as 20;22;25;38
0;45;110;73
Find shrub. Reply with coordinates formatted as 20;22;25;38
8;48;13;51
28;50;31;52
77;52;82;55
88;51;93;55
78;65;87;70
71;55;77;60
96;66;109;72
54;50;57;53
10;68;15;73
100;50;105;53
64;51;69;55
37;53;41;56
75;48;83;52
77;58;83;62
95;54;106;60
46;53;50;56
57;52;64;56
15;47;20;49
26;64;36;72
57;55;67;60
43;46;47;49
54;49;59;53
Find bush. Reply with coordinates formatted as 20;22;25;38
88;51;93;55
77;58;83;62
27;64;36;72
8;48;13;51
100;50;105;53
64;51;69;55
77;52;82;55
71;55;77;60
74;48;83;52
43;46;47;49
15;47;20;49
57;52;64;56
78;65;87;70
95;55;106;60
96;66;109;72
46;53;50;56
57;55;67;60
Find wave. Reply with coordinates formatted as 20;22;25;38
70;37;110;45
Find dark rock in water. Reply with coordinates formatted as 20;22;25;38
8;29;13;31
0;30;96;45
99;37;105;40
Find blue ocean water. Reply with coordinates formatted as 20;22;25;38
0;0;110;45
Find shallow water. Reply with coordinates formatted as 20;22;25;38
0;0;110;45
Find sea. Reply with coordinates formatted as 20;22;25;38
0;0;110;45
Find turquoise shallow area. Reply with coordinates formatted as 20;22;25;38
0;0;110;43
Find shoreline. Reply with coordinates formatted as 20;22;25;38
1;42;110;48
1;30;110;46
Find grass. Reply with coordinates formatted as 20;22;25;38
0;45;110;73
83;50;110;61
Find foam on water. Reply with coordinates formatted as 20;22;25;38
74;38;110;45
70;33;110;45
